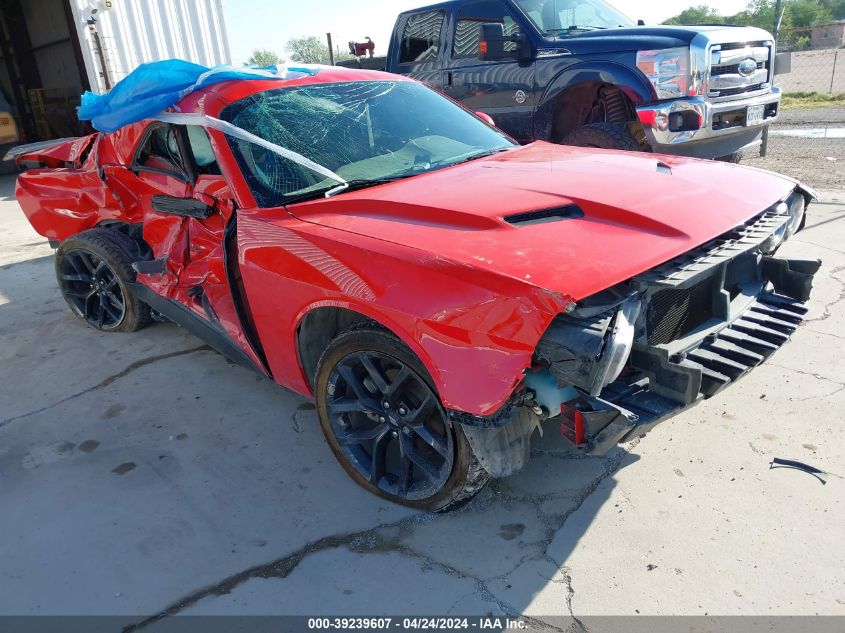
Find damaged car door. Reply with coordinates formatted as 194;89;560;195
128;123;263;371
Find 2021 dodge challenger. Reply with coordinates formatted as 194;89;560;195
9;66;819;511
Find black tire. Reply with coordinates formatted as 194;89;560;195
315;325;490;512
561;122;641;151
55;228;151;332
716;153;742;164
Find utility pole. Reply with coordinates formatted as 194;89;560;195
326;33;334;65
772;0;784;42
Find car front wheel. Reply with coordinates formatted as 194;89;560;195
315;326;489;512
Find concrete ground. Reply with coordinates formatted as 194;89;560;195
0;174;843;629
747;106;845;190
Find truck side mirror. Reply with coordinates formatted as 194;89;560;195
479;23;507;61
478;23;531;62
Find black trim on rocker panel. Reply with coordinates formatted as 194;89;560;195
125;281;263;375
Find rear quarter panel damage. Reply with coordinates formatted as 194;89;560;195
236;208;571;416
13;126;152;240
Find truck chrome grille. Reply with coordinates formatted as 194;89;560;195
708;41;773;98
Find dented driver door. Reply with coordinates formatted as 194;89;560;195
129;123;267;372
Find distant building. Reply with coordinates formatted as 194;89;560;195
811;20;845;49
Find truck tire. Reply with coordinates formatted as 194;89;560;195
561;122;640;151
55;228;152;332
315;325;490;512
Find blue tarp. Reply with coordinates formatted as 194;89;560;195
77;59;316;133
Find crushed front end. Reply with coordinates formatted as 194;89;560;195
525;186;820;455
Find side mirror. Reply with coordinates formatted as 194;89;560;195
193;174;235;215
478;23;528;61
475;111;496;127
149;176;235;220
151;195;216;219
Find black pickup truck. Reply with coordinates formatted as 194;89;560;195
340;0;782;160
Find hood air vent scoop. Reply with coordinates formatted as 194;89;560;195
504;204;584;226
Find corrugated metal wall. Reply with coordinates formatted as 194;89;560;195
69;0;232;93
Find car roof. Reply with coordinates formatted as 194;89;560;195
177;67;411;118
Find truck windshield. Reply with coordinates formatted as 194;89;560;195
513;0;633;34
220;80;516;207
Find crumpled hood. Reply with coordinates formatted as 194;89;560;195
288;142;798;301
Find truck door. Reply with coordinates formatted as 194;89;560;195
395;9;447;90
443;0;535;142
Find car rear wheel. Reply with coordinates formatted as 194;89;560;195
315;327;489;512
55;228;151;332
561;121;641;151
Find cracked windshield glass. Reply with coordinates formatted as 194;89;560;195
513;0;632;33
220;80;516;207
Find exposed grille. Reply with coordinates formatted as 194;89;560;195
646;276;717;345
634;204;789;289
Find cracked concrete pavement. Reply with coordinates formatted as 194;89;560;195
0;175;843;627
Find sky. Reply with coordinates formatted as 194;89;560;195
224;0;751;65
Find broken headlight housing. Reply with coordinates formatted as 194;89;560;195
761;192;806;254
535;294;641;397
594;297;640;391
760;202;790;254
785;190;806;238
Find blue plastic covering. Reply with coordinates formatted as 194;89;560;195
77;59;317;133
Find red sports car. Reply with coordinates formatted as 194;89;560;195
9;67;819;511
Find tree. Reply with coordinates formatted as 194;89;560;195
788;0;833;27
286;36;331;64
663;5;725;25
247;49;284;66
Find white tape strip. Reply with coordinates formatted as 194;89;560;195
153;111;346;185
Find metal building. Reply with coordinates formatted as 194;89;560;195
0;0;231;148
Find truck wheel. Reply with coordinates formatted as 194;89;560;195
315;326;490;512
561;122;640;151
55;228;151;332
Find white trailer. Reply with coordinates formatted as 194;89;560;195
0;0;231;146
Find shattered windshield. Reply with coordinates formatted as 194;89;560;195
513;0;632;34
220;80;516;207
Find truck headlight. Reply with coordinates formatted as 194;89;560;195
785;191;806;238
636;47;691;99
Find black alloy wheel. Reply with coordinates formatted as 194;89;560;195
316;327;490;511
326;350;454;500
59;249;126;330
55;228;151;332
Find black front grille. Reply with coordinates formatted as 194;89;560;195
647;277;717;345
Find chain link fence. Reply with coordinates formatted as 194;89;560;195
746;38;844;190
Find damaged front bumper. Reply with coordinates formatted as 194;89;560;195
452;189;821;476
